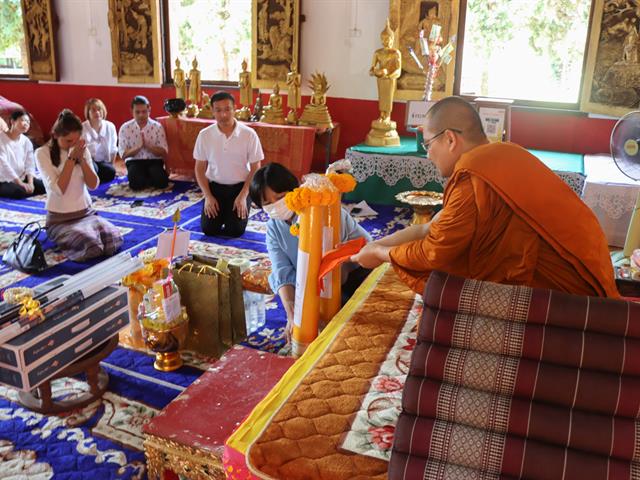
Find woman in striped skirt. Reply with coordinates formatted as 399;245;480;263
35;109;123;262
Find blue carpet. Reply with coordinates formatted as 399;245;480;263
0;178;411;479
0;177;204;228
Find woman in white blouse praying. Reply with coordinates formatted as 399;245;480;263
81;98;117;183
0;110;45;198
36;109;123;262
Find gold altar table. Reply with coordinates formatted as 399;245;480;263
158;116;317;179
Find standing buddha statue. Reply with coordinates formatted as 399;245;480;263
236;58;253;121
365;19;401;147
173;58;186;99
188;57;202;105
286;61;301;124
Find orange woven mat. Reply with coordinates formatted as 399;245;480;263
247;267;415;479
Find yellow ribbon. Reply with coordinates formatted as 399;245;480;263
177;262;229;278
19;296;44;320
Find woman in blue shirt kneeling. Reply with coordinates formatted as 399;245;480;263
250;162;371;343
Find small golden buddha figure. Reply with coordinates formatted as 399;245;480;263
173;58;186;99
188;57;202;105
298;72;334;130
236;59;253;121
260;83;286;124
286;61;301;124
251;95;263;122
198;92;213;118
186;103;199;118
365;19;401;147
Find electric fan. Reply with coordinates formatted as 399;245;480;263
610;111;640;262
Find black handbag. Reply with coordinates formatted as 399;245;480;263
2;221;48;273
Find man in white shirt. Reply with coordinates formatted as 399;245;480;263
118;95;169;190
194;91;264;237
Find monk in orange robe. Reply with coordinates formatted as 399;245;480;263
351;96;618;298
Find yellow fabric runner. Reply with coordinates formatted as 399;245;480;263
225;264;388;457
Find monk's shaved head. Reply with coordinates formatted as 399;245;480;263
424;96;487;144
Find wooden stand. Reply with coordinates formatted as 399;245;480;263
16;335;118;414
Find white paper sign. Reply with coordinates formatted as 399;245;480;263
161;292;182;323
156;230;190;259
478;107;506;143
406;100;435;128
320;226;333;299
293;250;309;327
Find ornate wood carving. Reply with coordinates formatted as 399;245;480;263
143;435;225;480
389;0;460;100
581;0;640;116
251;0;300;89
20;0;58;81
107;0;162;83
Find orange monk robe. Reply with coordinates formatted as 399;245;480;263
390;142;619;298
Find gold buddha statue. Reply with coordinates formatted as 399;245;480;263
197;92;213;118
236;58;252;121
186;103;199;118
188;57;202;105
286;61;301;124
298;72;333;130
260;83;286;124
365;19;401;147
173;58;186;99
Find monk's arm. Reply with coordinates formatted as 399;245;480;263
388;176;477;291
374;210;442;247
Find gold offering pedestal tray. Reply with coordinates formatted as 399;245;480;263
395;190;443;224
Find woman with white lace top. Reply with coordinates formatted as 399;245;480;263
81;98;117;183
36;109;123;262
0;110;45;198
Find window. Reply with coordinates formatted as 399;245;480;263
0;0;27;76
459;0;591;105
165;0;251;83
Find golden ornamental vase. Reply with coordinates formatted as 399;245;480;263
140;307;189;371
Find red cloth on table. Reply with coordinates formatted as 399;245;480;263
158;116;316;179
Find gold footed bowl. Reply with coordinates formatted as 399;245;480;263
395;190;444;225
140;308;189;372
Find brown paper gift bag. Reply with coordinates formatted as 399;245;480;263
172;256;246;358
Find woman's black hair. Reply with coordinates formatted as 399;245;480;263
249;162;299;208
48;109;83;167
9;109;29;124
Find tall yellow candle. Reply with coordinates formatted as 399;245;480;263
319;199;341;323
291;204;326;357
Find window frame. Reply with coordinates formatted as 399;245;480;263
0;0;29;80
160;0;243;88
453;0;595;112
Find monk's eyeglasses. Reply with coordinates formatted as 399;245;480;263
422;128;462;153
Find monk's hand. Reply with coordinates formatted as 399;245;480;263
204;195;219;218
350;243;390;269
233;191;249;219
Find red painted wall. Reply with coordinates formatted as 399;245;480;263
1;80;616;157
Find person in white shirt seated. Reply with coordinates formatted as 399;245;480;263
36;110;123;262
194;91;264;238
0;110;45;199
117;95;169;191
81;98;117;184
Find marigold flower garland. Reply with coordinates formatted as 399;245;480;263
285;173;356;236
327;172;357;193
